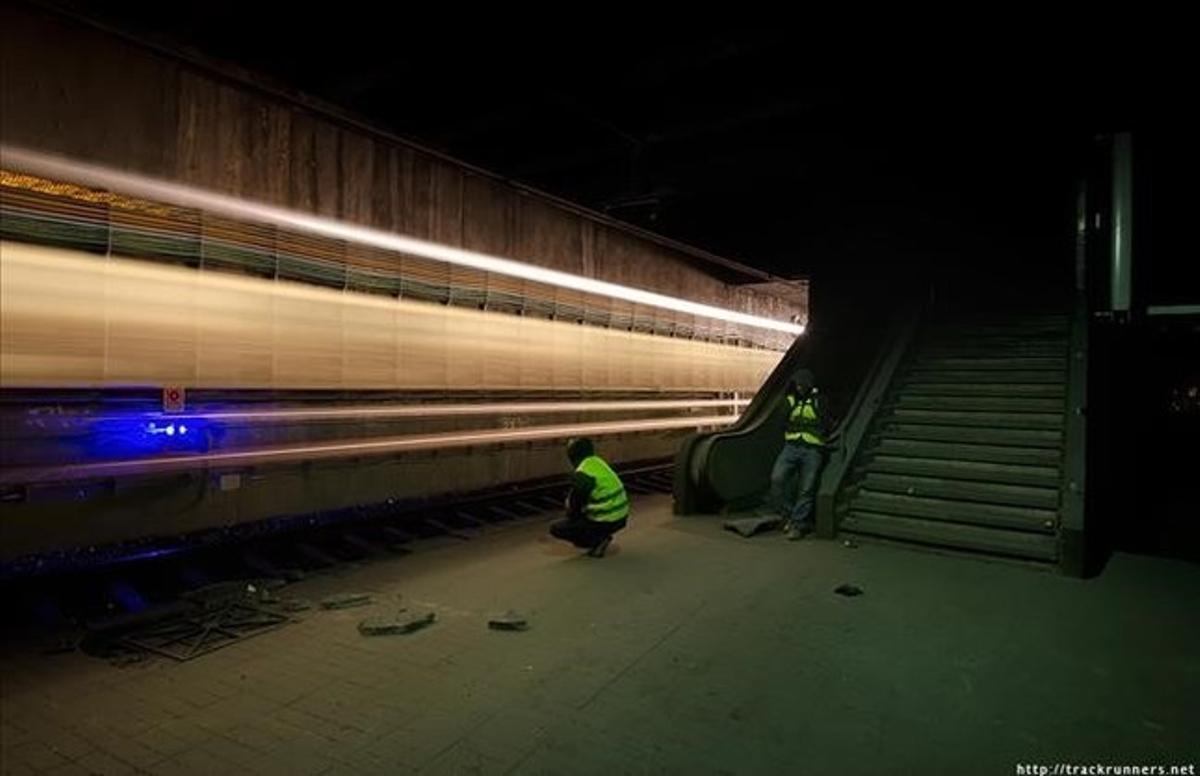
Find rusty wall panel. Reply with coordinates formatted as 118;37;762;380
257;103;293;207
462;173;512;256
0;6;178;176
287;112;319;213
390;146;417;236
311;121;341;219
370;143;396;230
338;130;375;224
516;196;583;272
214;84;251;196
408;154;435;240
432;161;463;247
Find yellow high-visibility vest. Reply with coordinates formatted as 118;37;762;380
576;455;630;522
785;391;823;445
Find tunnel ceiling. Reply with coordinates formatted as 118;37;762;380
34;3;1187;280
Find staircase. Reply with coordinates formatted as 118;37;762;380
837;312;1070;564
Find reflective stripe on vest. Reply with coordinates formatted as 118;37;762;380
785;392;823;445
576;455;630;523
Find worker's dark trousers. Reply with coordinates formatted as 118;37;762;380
769;442;824;528
549;516;627;549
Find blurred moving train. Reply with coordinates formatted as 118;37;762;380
0;151;801;565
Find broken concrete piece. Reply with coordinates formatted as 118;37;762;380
487;611;529;631
358;611;436;636
723;516;781;538
320;593;372;610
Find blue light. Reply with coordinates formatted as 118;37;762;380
86;412;216;458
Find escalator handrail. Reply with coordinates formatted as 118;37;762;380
814;304;921;536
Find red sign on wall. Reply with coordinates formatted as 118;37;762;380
162;385;186;412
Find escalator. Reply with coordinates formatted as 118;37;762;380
675;297;1089;575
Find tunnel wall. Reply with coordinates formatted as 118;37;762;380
0;4;804;335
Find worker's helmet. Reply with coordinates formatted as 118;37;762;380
567;437;595;466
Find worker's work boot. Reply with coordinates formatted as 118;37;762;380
587;535;613;558
784;522;810;541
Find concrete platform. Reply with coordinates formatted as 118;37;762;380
2;495;1197;774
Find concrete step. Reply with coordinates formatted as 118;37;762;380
871;438;1062;466
840;512;1058;562
899;382;1066;398
931;312;1068;324
912;356;1066;371
862;455;1060;487
922;333;1068;349
892;394;1064;413
925;323;1068;337
901;369;1065;384
916;343;1067;358
884;408;1064;430
883;423;1062;448
859;472;1060;509
849;490;1057;532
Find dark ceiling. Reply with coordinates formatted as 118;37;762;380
40;3;1189;281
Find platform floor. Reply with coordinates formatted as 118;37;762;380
2;495;1197;775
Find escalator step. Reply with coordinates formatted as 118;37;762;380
841;512;1058;561
902;369;1065;384
885;408;1064;429
863;455;1060;487
925;324;1067;337
916;344;1066;358
912;356;1066;371
899;381;1066;398
893;395;1064;413
860;472;1060;509
884;423;1062;447
849;490;1056;532
871;438;1061;466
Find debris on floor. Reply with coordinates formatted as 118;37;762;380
834;584;864;597
113;585;290;662
487;610;530;631
280;598;312;612
723;515;781;538
843;539;858;549
109;650;149;668
320;592;373;610
183;579;283;609
358;611;436;636
41;631;82;655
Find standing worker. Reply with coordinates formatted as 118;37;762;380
768;368;827;540
549;437;629;557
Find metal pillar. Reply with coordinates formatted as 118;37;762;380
1110;133;1133;313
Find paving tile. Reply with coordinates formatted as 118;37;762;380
3;741;70;772
70;750;137;776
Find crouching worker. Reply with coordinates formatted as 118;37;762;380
549;437;629;558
